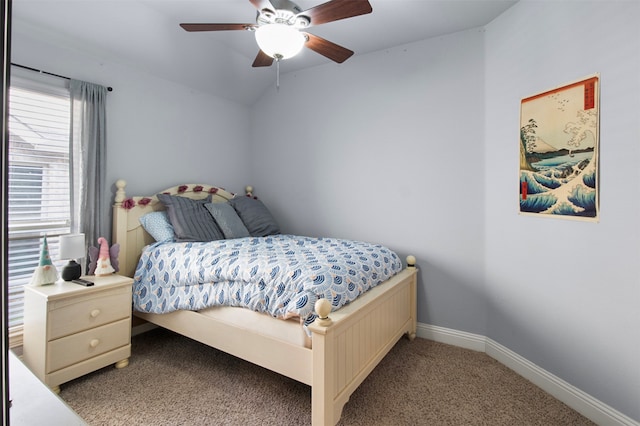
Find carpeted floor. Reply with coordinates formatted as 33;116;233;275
59;328;595;425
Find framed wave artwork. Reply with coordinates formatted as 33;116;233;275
519;74;600;221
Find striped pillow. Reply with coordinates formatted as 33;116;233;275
156;193;224;242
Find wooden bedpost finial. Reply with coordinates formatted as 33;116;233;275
314;298;332;327
245;185;254;197
406;255;416;268
115;179;127;203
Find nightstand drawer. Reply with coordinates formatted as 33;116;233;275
48;289;131;339
47;318;131;373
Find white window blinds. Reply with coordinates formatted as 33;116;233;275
7;73;71;328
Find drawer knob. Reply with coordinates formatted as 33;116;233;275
90;309;101;318
90;339;100;348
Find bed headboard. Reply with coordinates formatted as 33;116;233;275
112;179;239;278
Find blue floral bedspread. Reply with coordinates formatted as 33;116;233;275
133;234;402;328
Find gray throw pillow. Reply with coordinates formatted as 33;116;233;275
156;193;224;242
204;202;250;239
229;196;280;237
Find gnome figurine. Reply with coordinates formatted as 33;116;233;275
92;237;116;276
29;236;59;286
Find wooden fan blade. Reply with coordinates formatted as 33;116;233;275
252;50;275;67
300;0;372;27
304;33;353;63
180;23;256;32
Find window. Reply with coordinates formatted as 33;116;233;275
7;72;72;328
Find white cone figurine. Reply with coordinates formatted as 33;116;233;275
29;236;59;286
94;237;115;276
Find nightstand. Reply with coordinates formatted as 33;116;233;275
22;274;133;393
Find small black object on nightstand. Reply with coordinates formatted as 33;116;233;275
71;278;94;287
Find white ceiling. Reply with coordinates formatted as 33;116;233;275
11;0;517;105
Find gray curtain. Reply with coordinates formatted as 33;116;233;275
69;80;107;265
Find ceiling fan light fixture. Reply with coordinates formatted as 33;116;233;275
255;23;305;60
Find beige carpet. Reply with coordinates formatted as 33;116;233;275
59;328;595;425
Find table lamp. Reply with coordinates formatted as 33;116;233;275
59;233;85;281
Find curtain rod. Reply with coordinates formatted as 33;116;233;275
11;63;113;92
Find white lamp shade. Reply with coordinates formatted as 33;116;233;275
255;24;305;59
59;233;86;260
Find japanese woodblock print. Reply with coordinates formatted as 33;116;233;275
519;75;599;221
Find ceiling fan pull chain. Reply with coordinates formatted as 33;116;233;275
276;57;281;91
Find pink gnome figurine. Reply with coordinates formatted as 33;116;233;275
29;235;59;286
93;237;116;276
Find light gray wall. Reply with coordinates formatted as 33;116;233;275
10;22;252;228
250;1;640;421
250;27;488;335
484;1;640;419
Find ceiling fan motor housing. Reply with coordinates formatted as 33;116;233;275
258;0;311;28
267;0;303;15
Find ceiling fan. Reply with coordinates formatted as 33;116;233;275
180;0;373;68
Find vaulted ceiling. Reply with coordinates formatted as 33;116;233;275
11;0;516;105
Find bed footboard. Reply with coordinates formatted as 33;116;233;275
308;258;418;426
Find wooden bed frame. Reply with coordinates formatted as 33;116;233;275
112;179;418;426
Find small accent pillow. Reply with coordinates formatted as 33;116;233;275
229;196;280;237
139;211;175;242
204;202;250;239
156;193;224;242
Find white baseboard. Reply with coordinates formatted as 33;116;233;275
416;322;486;352
417;322;639;426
